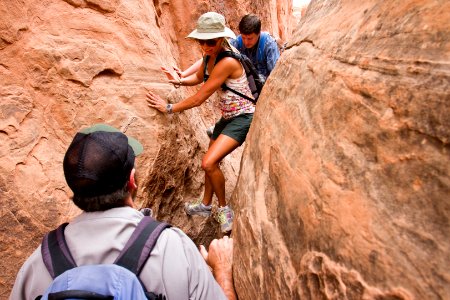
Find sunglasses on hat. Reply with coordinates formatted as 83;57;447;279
198;38;220;47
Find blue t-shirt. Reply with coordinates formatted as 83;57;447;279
230;32;280;82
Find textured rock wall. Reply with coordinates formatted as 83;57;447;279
0;0;208;295
233;0;449;299
3;0;447;299
0;0;292;297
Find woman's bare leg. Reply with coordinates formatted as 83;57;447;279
202;134;240;207
202;139;215;206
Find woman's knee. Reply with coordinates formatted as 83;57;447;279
201;158;218;173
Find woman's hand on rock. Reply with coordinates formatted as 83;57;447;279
146;90;168;113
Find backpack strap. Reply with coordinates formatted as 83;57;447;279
42;290;114;300
220;84;255;103
256;32;268;65
216;50;238;62
42;217;171;279
202;51;256;103
203;55;210;83
41;223;77;278
236;35;244;51
114;216;171;276
215;51;256;104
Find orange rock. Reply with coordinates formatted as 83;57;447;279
233;0;449;299
0;0;293;296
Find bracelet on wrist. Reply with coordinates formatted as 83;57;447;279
166;103;173;114
174;78;182;89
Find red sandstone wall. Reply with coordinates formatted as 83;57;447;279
0;0;292;297
233;0;450;299
3;0;448;299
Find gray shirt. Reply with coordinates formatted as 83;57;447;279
10;207;226;300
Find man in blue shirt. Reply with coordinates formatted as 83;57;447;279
230;14;280;82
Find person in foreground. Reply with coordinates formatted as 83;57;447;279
9;124;236;300
146;12;256;233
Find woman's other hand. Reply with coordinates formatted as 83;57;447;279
160;66;181;86
172;66;183;78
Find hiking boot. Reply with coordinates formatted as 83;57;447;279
215;206;234;233
206;125;214;138
184;200;212;217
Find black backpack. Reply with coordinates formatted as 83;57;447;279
37;216;171;300
203;51;264;104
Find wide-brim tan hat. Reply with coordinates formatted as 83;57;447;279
187;12;236;40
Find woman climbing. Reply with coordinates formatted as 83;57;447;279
146;12;255;233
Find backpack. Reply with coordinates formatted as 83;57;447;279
236;32;269;66
203;51;264;104
36;216;171;300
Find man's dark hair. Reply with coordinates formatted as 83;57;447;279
238;14;261;35
72;184;130;212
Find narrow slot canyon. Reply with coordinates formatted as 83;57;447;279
1;0;448;299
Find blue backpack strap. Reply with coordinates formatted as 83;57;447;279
256;32;268;65
237;35;243;51
41;223;77;278
114;216;171;276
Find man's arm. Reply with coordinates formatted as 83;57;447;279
200;236;237;300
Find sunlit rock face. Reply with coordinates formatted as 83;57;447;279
0;0;292;296
233;0;449;299
4;0;448;299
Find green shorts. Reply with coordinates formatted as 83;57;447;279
212;113;254;145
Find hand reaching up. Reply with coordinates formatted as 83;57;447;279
172;66;182;77
160;66;181;86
